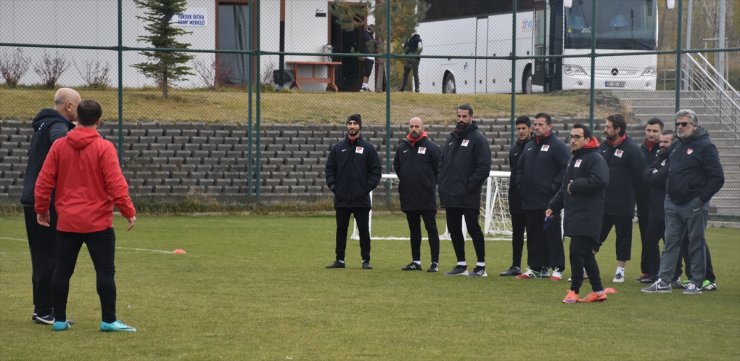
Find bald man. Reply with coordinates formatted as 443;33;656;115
20;87;80;325
394;117;441;272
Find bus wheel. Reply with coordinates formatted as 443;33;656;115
522;67;533;94
443;72;456;94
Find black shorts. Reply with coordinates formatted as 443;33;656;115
363;58;374;77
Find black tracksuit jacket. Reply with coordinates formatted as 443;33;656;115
515;132;571;210
325;136;382;208
599;136;646;216
508;138;529;214
393;135;440;212
666;127;724;205
644;147;671;221
437;122;491;209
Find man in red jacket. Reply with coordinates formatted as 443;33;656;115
35;100;137;332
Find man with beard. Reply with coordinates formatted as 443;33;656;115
547;124;609;303
438;104;491;277
394;117;441;272
598;114;647;283
500;116;532;277
636;118;664;282
515;113;570;280
325;114;382;270
642;109;724;295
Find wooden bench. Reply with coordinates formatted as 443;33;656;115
286;61;341;91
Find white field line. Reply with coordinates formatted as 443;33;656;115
0;236;174;254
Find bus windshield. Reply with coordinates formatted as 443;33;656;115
565;0;657;50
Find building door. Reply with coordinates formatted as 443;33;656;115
217;1;250;85
329;2;368;91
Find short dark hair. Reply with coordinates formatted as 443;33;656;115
534;112;551;124
77;100;102;126
606;114;627;136
662;129;674;136
515;115;531;127
457;103;473;116
572;123;592;138
647;117;664;130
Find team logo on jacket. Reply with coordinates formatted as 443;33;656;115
541;145;550;152
418;147;426;154
462;139;470;147
356;146;364;154
687;148;693;155
574;159;582;168
615;149;624;158
661;159;666;166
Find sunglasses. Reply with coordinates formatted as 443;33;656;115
675;122;691;127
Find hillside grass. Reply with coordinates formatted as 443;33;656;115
1;214;738;361
0;87;622;125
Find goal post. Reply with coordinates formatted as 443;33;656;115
352;171;513;241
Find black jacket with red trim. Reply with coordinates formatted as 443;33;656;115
325;136;382;208
437;122;491;209
515;131;571;210
599;135;646;216
394;133;440;211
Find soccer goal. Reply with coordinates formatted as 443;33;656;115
351;171;513;241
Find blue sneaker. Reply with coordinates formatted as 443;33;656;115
100;320;137;332
52;321;70;331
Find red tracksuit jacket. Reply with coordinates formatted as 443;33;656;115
35;127;136;233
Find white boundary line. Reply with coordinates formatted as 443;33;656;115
0;236;175;254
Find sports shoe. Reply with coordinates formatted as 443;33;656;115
540;269;551;278
639;275;658;284
683;282;703;295
325;260;345;269
427;262;439;273
550;268;563;281
562;290;579;304
641;279;672;293
516;269;541;279
100;320;137;332
702;280;717;291
401;262;422;271
635;273;649;281
579;291;607;303
33;313;55;325
444;265;469;276
52;321;71;331
612;272;625;283
671;279;688;289
468;266;488;277
499;266;522;276
362;261;373;270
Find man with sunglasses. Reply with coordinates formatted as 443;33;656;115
642;109;724;295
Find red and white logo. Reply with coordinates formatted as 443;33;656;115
615;149;624;158
461;139;470;147
687;148;694;155
574;159;582;168
355;146;364;154
541;145;550;152
418;147;426;154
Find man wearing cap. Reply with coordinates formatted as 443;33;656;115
394;117;441;272
325;114;382;270
437;104;491;277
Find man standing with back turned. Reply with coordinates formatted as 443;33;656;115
438;104;491;277
394;117;441;272
642;109;724;295
325;114;382;270
20;87;80;325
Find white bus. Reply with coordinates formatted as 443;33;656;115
417;0;662;94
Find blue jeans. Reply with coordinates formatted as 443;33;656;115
658;196;709;286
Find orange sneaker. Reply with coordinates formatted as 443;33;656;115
562;290;579;304
579;291;607;303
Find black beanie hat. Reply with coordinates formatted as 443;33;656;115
347;113;362;128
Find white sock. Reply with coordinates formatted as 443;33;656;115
413;260;421;265
362;83;368;88
457;261;467;266
477;262;486;267
616;266;625;275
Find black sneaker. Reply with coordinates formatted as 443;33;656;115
639;275;658;284
499;266;522;276
444;265;468;276
468;266;488;277
401;262;422;271
427;262;439;273
325;260;345;269
362;261;373;270
33;313;55;325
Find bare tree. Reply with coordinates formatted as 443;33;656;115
34;52;71;88
0;48;31;88
75;60;112;89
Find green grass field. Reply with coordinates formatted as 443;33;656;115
1;214;738;361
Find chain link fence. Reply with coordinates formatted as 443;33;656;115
0;0;738;216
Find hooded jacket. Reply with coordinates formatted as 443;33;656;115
325;136;382;208
34;127;135;233
437;122;491;209
667;127;724;205
515;131;571;210
20;109;75;205
549;137;609;244
393;132;440;211
599;135;646;216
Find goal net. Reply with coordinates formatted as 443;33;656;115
352;171;513;241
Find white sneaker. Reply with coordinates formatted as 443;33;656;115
612;272;625;283
550;268;563;281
